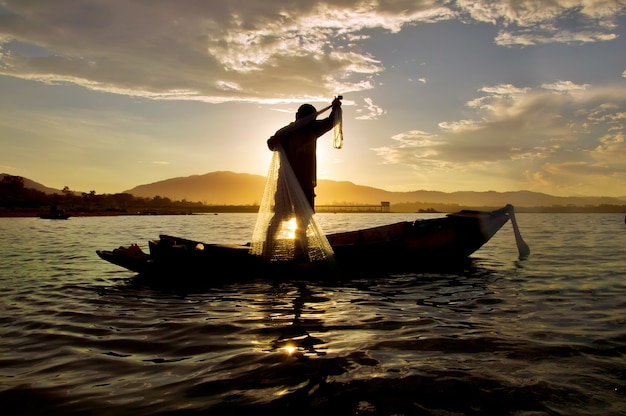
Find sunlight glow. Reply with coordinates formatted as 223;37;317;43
281;343;297;355
283;217;297;239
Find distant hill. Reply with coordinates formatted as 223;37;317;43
124;171;267;205
0;173;64;195
122;171;626;209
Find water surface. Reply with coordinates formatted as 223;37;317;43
1;213;625;415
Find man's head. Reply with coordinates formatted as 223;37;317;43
296;104;317;120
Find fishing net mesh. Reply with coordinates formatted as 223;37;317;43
249;146;336;264
250;100;343;264
332;106;343;149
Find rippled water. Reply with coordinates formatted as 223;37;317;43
1;213;625;415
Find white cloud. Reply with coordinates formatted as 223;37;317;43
0;0;623;107
455;0;625;46
0;0;453;104
374;80;626;190
356;97;385;120
541;80;590;92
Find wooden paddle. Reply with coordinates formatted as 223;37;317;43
507;204;530;259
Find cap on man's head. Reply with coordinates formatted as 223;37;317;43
296;104;317;120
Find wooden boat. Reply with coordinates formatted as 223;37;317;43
39;206;70;219
96;204;529;281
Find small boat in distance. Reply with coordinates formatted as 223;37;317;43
39;206;70;220
96;204;530;283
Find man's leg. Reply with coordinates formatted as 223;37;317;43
294;189;315;260
263;181;291;261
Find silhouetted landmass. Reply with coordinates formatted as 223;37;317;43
126;171;267;206
122;171;626;210
0;174;258;217
1;172;626;215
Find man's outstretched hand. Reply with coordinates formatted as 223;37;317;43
267;135;279;150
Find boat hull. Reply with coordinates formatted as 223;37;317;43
39;214;71;219
97;205;519;283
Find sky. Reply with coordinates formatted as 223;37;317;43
1;1;625;197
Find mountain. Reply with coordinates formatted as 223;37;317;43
123;171;626;208
5;171;625;209
124;171;267;205
0;173;65;194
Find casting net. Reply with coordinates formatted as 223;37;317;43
332;106;343;149
249;100;342;264
249;145;336;264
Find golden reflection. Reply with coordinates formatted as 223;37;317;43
284;217;297;239
265;283;327;357
281;343;297;355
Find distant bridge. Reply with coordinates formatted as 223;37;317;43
315;201;390;213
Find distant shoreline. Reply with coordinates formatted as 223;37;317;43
0;210;202;218
1;206;625;217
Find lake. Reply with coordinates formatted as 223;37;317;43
1;212;625;415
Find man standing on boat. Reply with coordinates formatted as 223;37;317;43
262;97;342;260
266;97;342;210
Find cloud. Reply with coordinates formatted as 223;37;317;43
373;80;626;189
0;0;450;104
0;0;623;107
593;129;626;162
455;0;625;46
541;80;590;93
372;129;455;177
356;97;385;120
